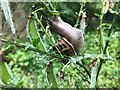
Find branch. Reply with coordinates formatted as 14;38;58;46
0;39;69;60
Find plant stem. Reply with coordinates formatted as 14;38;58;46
41;1;52;15
61;61;70;71
35;13;63;57
76;67;90;84
76;62;91;78
99;15;105;53
0;39;68;60
96;25;112;79
96;1;106;80
74;3;84;28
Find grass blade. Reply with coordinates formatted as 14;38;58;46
1;0;16;35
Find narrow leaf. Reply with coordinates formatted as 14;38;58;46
90;66;97;89
0;63;12;84
46;61;58;88
1;0;16;35
28;19;46;51
90;58;98;89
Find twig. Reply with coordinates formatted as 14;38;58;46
0;38;68;60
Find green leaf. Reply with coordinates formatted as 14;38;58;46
0;63;12;84
28;19;40;44
28;18;46;51
14;80;23;88
109;9;119;15
46;61;58;88
0;79;5;85
94;13;100;17
40;2;60;17
90;65;98;88
1;0;16;35
32;37;40;47
3;45;14;53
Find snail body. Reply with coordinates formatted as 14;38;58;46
48;16;84;54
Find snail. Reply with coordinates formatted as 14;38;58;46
30;3;85;56
30;10;86;56
46;16;84;56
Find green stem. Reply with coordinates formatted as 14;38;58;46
41;1;53;15
34;8;44;13
76;62;91;78
96;1;115;78
76;67;90;84
61;61;70;71
74;3;84;28
96;25;112;79
99;15;105;53
0;39;68;60
47;1;54;10
35;13;63;57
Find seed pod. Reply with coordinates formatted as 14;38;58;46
60;71;64;79
0;50;9;63
109;0;114;9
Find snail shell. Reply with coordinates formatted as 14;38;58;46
55;37;75;56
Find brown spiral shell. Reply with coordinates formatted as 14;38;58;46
55;37;75;56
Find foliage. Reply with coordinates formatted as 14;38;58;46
1;1;119;89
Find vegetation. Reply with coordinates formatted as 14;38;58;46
0;1;120;89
